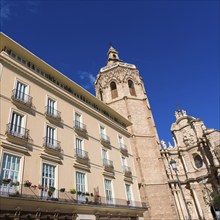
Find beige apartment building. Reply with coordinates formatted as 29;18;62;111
0;33;146;219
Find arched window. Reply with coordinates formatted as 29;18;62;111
194;154;203;169
110;81;118;99
99;90;103;101
128;80;136;96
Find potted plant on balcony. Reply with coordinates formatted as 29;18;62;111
12;181;19;186
24;180;32;187
77;191;82;195
38;184;44;190
49;186;55;192
31;185;37;190
60;188;65;192
2;178;12;185
70;188;76;194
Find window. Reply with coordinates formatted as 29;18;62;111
128;80;136;96
119;136;127;153
194;154;203;169
121;156;127;167
15;81;27;102
100;126;105;136
0;153;21;182
104;179;113;204
41;163;55;198
76;171;86;201
47;98;56;115
76;138;83;156
45;125;55;147
9;112;25;138
110;81;118;99
125;184;133;205
75;113;81;128
102;148;108;161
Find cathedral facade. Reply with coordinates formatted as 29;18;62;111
161;109;220;220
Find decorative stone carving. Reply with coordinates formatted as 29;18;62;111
161;140;167;149
175;109;187;119
182;128;197;147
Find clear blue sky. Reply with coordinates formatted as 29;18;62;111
1;0;219;144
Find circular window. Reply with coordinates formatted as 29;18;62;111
194;154;203;169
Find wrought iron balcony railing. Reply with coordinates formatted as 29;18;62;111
75;149;89;160
43;137;61;151
45;106;61;120
11;89;32;107
103;159;114;170
0;183;147;210
74;121;87;133
6;123;29;140
120;143;128;154
123;165;132;177
100;134;110;144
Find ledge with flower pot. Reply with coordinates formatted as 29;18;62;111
24;180;32;187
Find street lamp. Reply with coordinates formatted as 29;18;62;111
170;159;192;220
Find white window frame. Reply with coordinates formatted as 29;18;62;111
104;178;114;205
45;123;57;147
121;156;127;167
102;148;108;160
76;170;87;202
14;78;30;100
125;184;133;206
8;109;27;136
118;135;124;145
0;150;24;195
46;96;57;116
100;126;106;136
40;161;58;199
76;137;84;156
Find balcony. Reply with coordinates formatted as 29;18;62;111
100;134;111;148
103;159;114;173
120;143;128;156
11;89;32;107
75;149;89;165
74;121;87;137
45;106;61;121
123;165;132;178
43;137;61;155
0;183;147;219
6;123;29;142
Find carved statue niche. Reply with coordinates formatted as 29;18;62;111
182;127;197;147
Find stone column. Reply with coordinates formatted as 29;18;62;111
176;188;188;220
190;184;204;219
171;186;184;220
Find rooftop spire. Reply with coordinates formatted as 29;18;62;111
107;44;122;66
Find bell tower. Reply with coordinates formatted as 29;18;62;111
95;46;177;220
